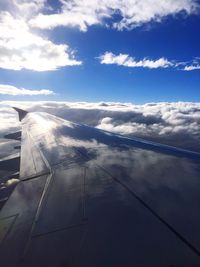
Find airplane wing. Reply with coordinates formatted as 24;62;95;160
1;108;200;267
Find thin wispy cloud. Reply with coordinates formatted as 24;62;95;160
0;84;54;96
99;52;173;69
30;0;199;31
99;52;200;71
184;65;200;71
183;58;200;71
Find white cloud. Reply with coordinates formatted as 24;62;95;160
0;1;198;71
30;0;199;31
111;0;199;30
99;52;173;69
176;58;200;71
0;2;82;71
184;65;200;71
29;0;112;32
1;101;200;152
0;0;48;18
0;84;54;95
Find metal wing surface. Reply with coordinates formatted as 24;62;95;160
1;110;200;267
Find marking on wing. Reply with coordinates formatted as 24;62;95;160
32;222;87;238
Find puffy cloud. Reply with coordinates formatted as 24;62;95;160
0;2;82;71
1;101;200;152
112;0;199;30
30;0;199;31
0;84;54;96
99;52;173;69
0;0;47;18
0;1;198;71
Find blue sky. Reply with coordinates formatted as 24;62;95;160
0;0;200;103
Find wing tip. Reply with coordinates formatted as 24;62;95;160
12;107;28;121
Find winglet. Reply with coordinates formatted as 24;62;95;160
12;107;28;121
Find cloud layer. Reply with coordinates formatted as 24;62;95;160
30;0;199;31
0;84;54;95
1;101;200;153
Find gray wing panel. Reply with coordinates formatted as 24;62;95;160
22;163;200;267
1;111;200;267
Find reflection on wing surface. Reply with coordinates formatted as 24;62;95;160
0;111;200;266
